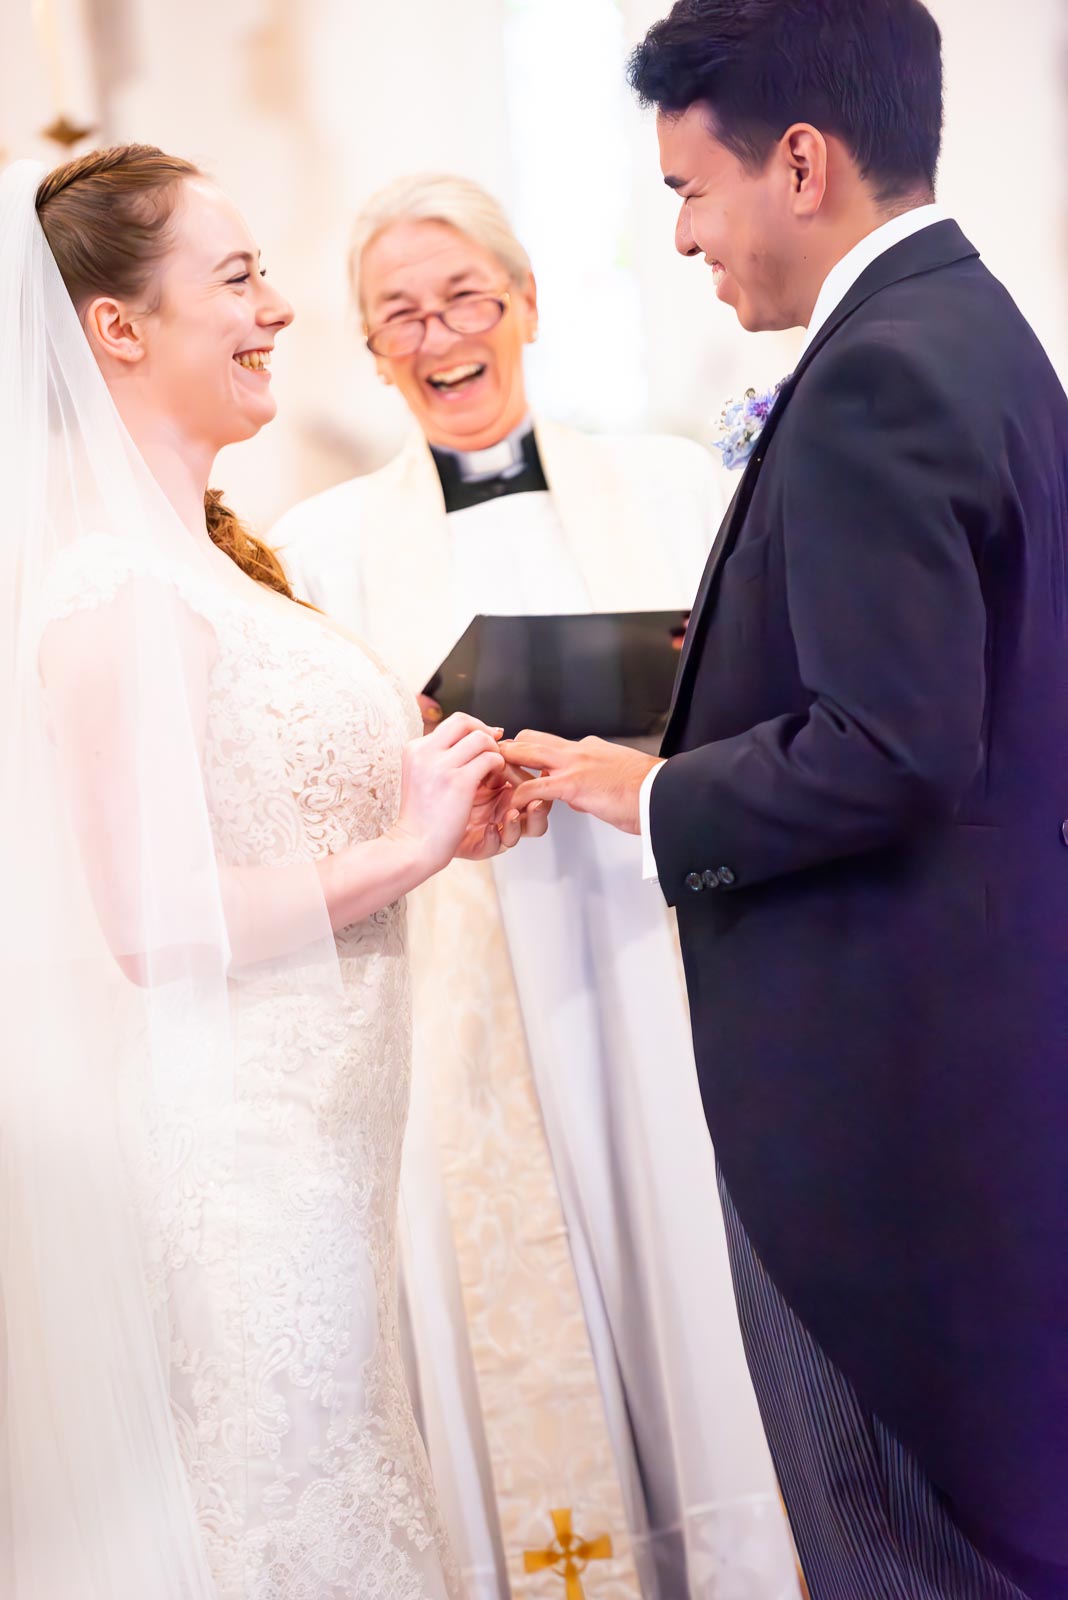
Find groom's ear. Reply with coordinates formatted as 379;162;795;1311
782;124;828;218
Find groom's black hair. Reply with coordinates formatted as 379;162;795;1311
628;0;943;202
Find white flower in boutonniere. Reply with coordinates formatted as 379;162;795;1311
712;377;789;471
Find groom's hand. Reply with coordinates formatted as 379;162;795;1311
501;732;659;835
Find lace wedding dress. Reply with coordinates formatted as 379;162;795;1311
45;536;462;1600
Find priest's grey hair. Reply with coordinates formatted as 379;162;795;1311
350;173;532;314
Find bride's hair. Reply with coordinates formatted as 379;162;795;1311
36;143;298;602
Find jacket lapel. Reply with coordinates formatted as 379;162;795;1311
664;382;793;728
662;220;980;746
789;219;978;389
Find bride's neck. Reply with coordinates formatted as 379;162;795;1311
112;390;216;543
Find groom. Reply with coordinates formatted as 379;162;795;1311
506;1;1068;1596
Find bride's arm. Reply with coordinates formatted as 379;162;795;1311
40;583;504;982
220;714;510;966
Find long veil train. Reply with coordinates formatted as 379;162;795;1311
0;158;340;1599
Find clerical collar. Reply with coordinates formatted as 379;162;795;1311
430;419;549;514
434;417;534;484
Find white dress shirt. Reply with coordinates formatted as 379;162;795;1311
639;203;949;881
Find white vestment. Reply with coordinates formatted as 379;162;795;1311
273;419;801;1600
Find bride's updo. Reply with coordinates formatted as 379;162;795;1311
36;143;297;601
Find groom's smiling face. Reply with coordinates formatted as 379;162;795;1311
658;104;800;334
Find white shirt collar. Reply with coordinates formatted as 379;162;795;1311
799;203;948;358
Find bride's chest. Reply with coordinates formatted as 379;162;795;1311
202;602;417;847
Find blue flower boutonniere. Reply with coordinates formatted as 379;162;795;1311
713;378;789;471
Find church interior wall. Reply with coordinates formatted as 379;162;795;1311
2;0;1065;535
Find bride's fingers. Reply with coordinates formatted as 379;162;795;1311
477;772;511;797
429;713;504;750
444;730;506;770
460;749;509;792
474;819;508;860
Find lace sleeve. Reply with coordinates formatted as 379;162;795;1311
38;540;226;985
38;531;219;629
37;535;336;985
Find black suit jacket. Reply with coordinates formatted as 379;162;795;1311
652;221;1068;1583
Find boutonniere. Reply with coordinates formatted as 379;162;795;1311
713;378;789;471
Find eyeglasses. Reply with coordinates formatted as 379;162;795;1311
365;291;511;358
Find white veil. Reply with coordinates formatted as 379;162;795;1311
0;159;340;1597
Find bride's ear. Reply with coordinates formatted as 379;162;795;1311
82;295;148;365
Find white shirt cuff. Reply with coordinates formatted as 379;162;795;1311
639;760;666;882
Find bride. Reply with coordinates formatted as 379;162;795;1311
0;144;546;1600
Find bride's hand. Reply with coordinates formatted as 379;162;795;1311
389;713;507;874
454;761;552;862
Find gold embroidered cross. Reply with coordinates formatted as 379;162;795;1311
524;1508;613;1598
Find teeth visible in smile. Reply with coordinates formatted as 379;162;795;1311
428;362;484;390
235;349;271;370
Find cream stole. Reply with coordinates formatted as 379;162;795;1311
362;421;676;1596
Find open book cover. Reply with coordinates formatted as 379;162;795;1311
423;610;689;741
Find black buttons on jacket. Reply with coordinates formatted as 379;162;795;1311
685;867;739;893
1062;819;1068;847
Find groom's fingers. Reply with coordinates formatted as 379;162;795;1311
510;774;566;810
497;760;537;788
500;732;570;770
492;783;551;827
521;800;551;837
498;809;523;850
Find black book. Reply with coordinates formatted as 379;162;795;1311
423;610;689;742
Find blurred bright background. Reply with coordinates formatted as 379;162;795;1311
3;0;1067;532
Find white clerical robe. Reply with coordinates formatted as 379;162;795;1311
272;418;801;1600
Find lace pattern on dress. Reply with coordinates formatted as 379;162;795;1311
45;535;458;1599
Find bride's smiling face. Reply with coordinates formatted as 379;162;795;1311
88;179;294;448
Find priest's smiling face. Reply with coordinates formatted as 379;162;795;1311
359;219;538;453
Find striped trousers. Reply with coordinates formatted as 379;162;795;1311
716;1170;1029;1600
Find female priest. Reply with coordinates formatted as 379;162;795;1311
272;174;800;1600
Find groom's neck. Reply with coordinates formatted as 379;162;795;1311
793;186;936;332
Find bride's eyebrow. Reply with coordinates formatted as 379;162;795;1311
212;250;259;273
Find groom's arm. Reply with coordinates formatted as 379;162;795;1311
650;336;992;906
